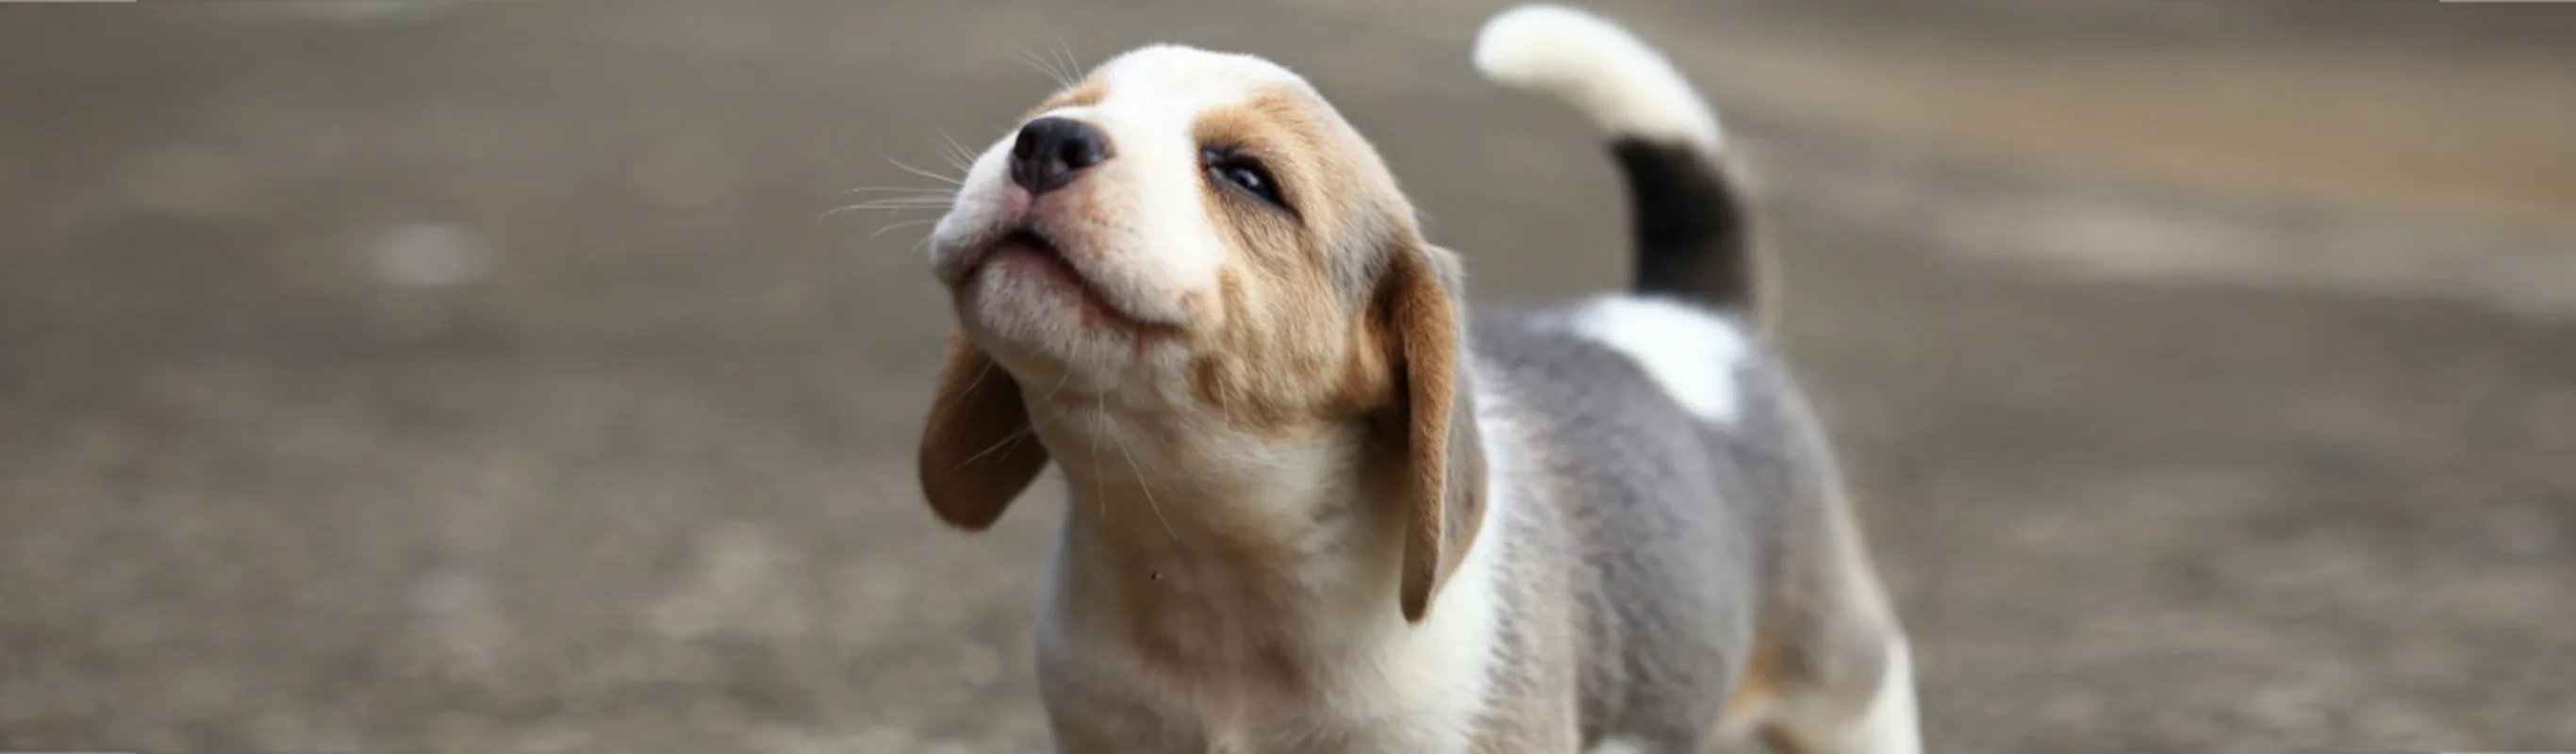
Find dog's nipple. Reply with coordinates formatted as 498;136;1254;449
1149;571;1163;582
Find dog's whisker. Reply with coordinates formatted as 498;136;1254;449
959;359;997;397
847;205;956;212
886;157;964;187
834;206;949;216
823;196;957;214
1115;433;1179;542
841;197;957;209
946;364;1089;476
949;352;1069;476
835;197;957;208
820;202;951;221
843;186;958;195
1041;368;1075;402
938;130;978;156
1049;34;1082;86
947;413;1060;474
1036;48;1078;89
947;426;1031;473
1014;53;1054;89
870;219;942;239
1016;48;1073;89
1092;392;1109;522
1046;30;1083;88
935;129;981;172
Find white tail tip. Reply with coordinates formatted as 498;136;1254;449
1473;4;1724;151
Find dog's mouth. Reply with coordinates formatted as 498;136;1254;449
995;228;1075;277
977;228;1172;333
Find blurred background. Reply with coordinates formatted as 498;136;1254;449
4;1;2573;751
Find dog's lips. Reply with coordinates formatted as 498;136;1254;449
985;230;1083;289
964;227;1174;333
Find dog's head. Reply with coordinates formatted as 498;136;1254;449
916;45;1484;622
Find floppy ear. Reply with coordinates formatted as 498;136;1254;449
1384;245;1489;623
917;336;1049;530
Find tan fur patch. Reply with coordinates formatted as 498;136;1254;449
1167;86;1491;622
1181;87;1402;438
1384;249;1485;623
1758;725;1815;754
1722;623;1791;730
916;336;1049;529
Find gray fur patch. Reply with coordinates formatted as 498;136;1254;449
1467;296;1876;751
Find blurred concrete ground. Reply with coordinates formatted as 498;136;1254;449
3;1;2573;751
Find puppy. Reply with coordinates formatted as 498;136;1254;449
914;5;1919;752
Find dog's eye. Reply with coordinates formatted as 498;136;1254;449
1202;148;1287;209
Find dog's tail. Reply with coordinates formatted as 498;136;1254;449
1474;4;1770;322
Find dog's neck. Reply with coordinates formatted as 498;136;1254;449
1029;396;1418;680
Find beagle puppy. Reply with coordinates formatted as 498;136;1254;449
913;5;1921;752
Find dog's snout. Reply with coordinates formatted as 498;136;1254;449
1009;117;1111;196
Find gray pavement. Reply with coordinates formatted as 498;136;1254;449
3;1;2572;752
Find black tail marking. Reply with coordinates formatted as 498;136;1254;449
1610;137;1757;315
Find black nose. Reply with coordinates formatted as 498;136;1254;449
1009;117;1111;196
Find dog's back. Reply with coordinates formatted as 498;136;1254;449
1471;7;1920;752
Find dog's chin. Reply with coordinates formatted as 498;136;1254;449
948;229;1179;369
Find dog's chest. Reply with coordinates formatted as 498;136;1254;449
1037;549;1508;752
1041;627;1495;753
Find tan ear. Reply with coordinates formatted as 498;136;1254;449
917;336;1049;530
1386;247;1488;623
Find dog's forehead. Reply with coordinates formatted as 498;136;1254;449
1093;44;1315;118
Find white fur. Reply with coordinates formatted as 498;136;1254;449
1473;4;1725;150
1845;639;1925;754
1361;383;1523;751
1774;638;1924;754
1566;296;1749;423
1587;737;1650;754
